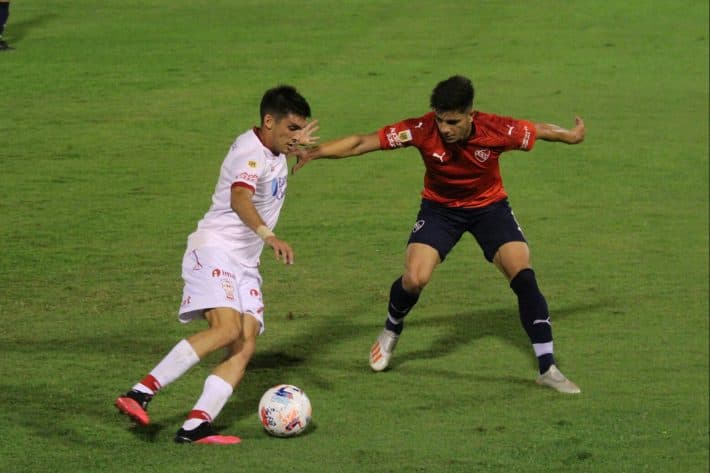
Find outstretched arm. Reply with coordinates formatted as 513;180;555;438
534;116;585;144
292;132;381;173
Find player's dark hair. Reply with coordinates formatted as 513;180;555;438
430;75;475;113
260;85;311;122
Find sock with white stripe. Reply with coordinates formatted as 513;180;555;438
510;268;555;374
385;276;420;335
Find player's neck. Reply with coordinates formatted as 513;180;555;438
254;127;278;155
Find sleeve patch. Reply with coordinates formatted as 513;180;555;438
398;129;413;142
385;127;412;148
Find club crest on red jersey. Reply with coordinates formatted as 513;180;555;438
474;149;490;163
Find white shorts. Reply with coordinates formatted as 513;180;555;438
178;246;265;334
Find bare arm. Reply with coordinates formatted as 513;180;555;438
534;116;585;144
231;186;294;264
292;132;381;173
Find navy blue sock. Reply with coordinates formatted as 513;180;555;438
0;3;9;37
385;276;420;335
510;268;555;373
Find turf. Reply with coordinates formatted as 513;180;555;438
0;1;707;472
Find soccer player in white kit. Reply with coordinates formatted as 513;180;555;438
115;85;319;444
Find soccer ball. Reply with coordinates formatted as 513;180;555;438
258;384;312;437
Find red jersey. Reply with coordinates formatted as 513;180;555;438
377;111;536;208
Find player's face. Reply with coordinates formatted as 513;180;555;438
434;110;473;143
268;113;308;155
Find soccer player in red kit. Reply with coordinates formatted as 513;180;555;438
293;75;585;393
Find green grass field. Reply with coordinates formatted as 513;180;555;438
1;1;708;472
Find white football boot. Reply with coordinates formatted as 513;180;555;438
369;328;399;372
536;365;581;394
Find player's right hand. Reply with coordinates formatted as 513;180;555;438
291;148;315;174
265;236;294;264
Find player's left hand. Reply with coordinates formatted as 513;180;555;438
569;116;585;144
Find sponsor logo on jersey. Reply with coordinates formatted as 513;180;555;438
271;176;287;200
521;126;531;149
386;127;406;148
474;149;490;163
212;268;236;279
238;171;259;183
248;160;257;168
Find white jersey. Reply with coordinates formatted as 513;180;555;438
188;128;288;267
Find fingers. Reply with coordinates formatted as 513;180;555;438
304;119;319;134
266;238;294;264
290;151;312;174
296;119;320;146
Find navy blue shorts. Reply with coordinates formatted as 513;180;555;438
407;199;527;262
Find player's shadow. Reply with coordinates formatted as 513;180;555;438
5;13;57;43
8;290;603;440
391;301;605;373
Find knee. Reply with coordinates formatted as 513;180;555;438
403;270;430;293
209;317;243;347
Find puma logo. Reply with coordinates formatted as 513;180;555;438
432;152;446;162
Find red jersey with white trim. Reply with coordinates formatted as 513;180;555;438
377;111;536;208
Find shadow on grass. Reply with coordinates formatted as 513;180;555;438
5;13;57;43
3;298;604;442
393;301;605;373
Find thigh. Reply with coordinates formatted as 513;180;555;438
469;199;527;262
403;242;441;291
493;241;531;281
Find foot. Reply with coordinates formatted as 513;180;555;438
536;365;581;394
369;328;399;372
174;422;241;445
115;390;152;425
0;40;12;51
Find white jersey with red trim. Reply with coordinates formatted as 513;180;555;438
189;128;287;267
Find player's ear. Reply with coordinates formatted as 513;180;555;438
263;114;274;130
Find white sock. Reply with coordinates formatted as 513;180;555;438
132;339;200;394
182;375;234;431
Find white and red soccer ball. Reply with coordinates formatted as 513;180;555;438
258;384;312;437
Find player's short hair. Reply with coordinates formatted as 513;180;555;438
260;85;311;122
430;75;475;113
